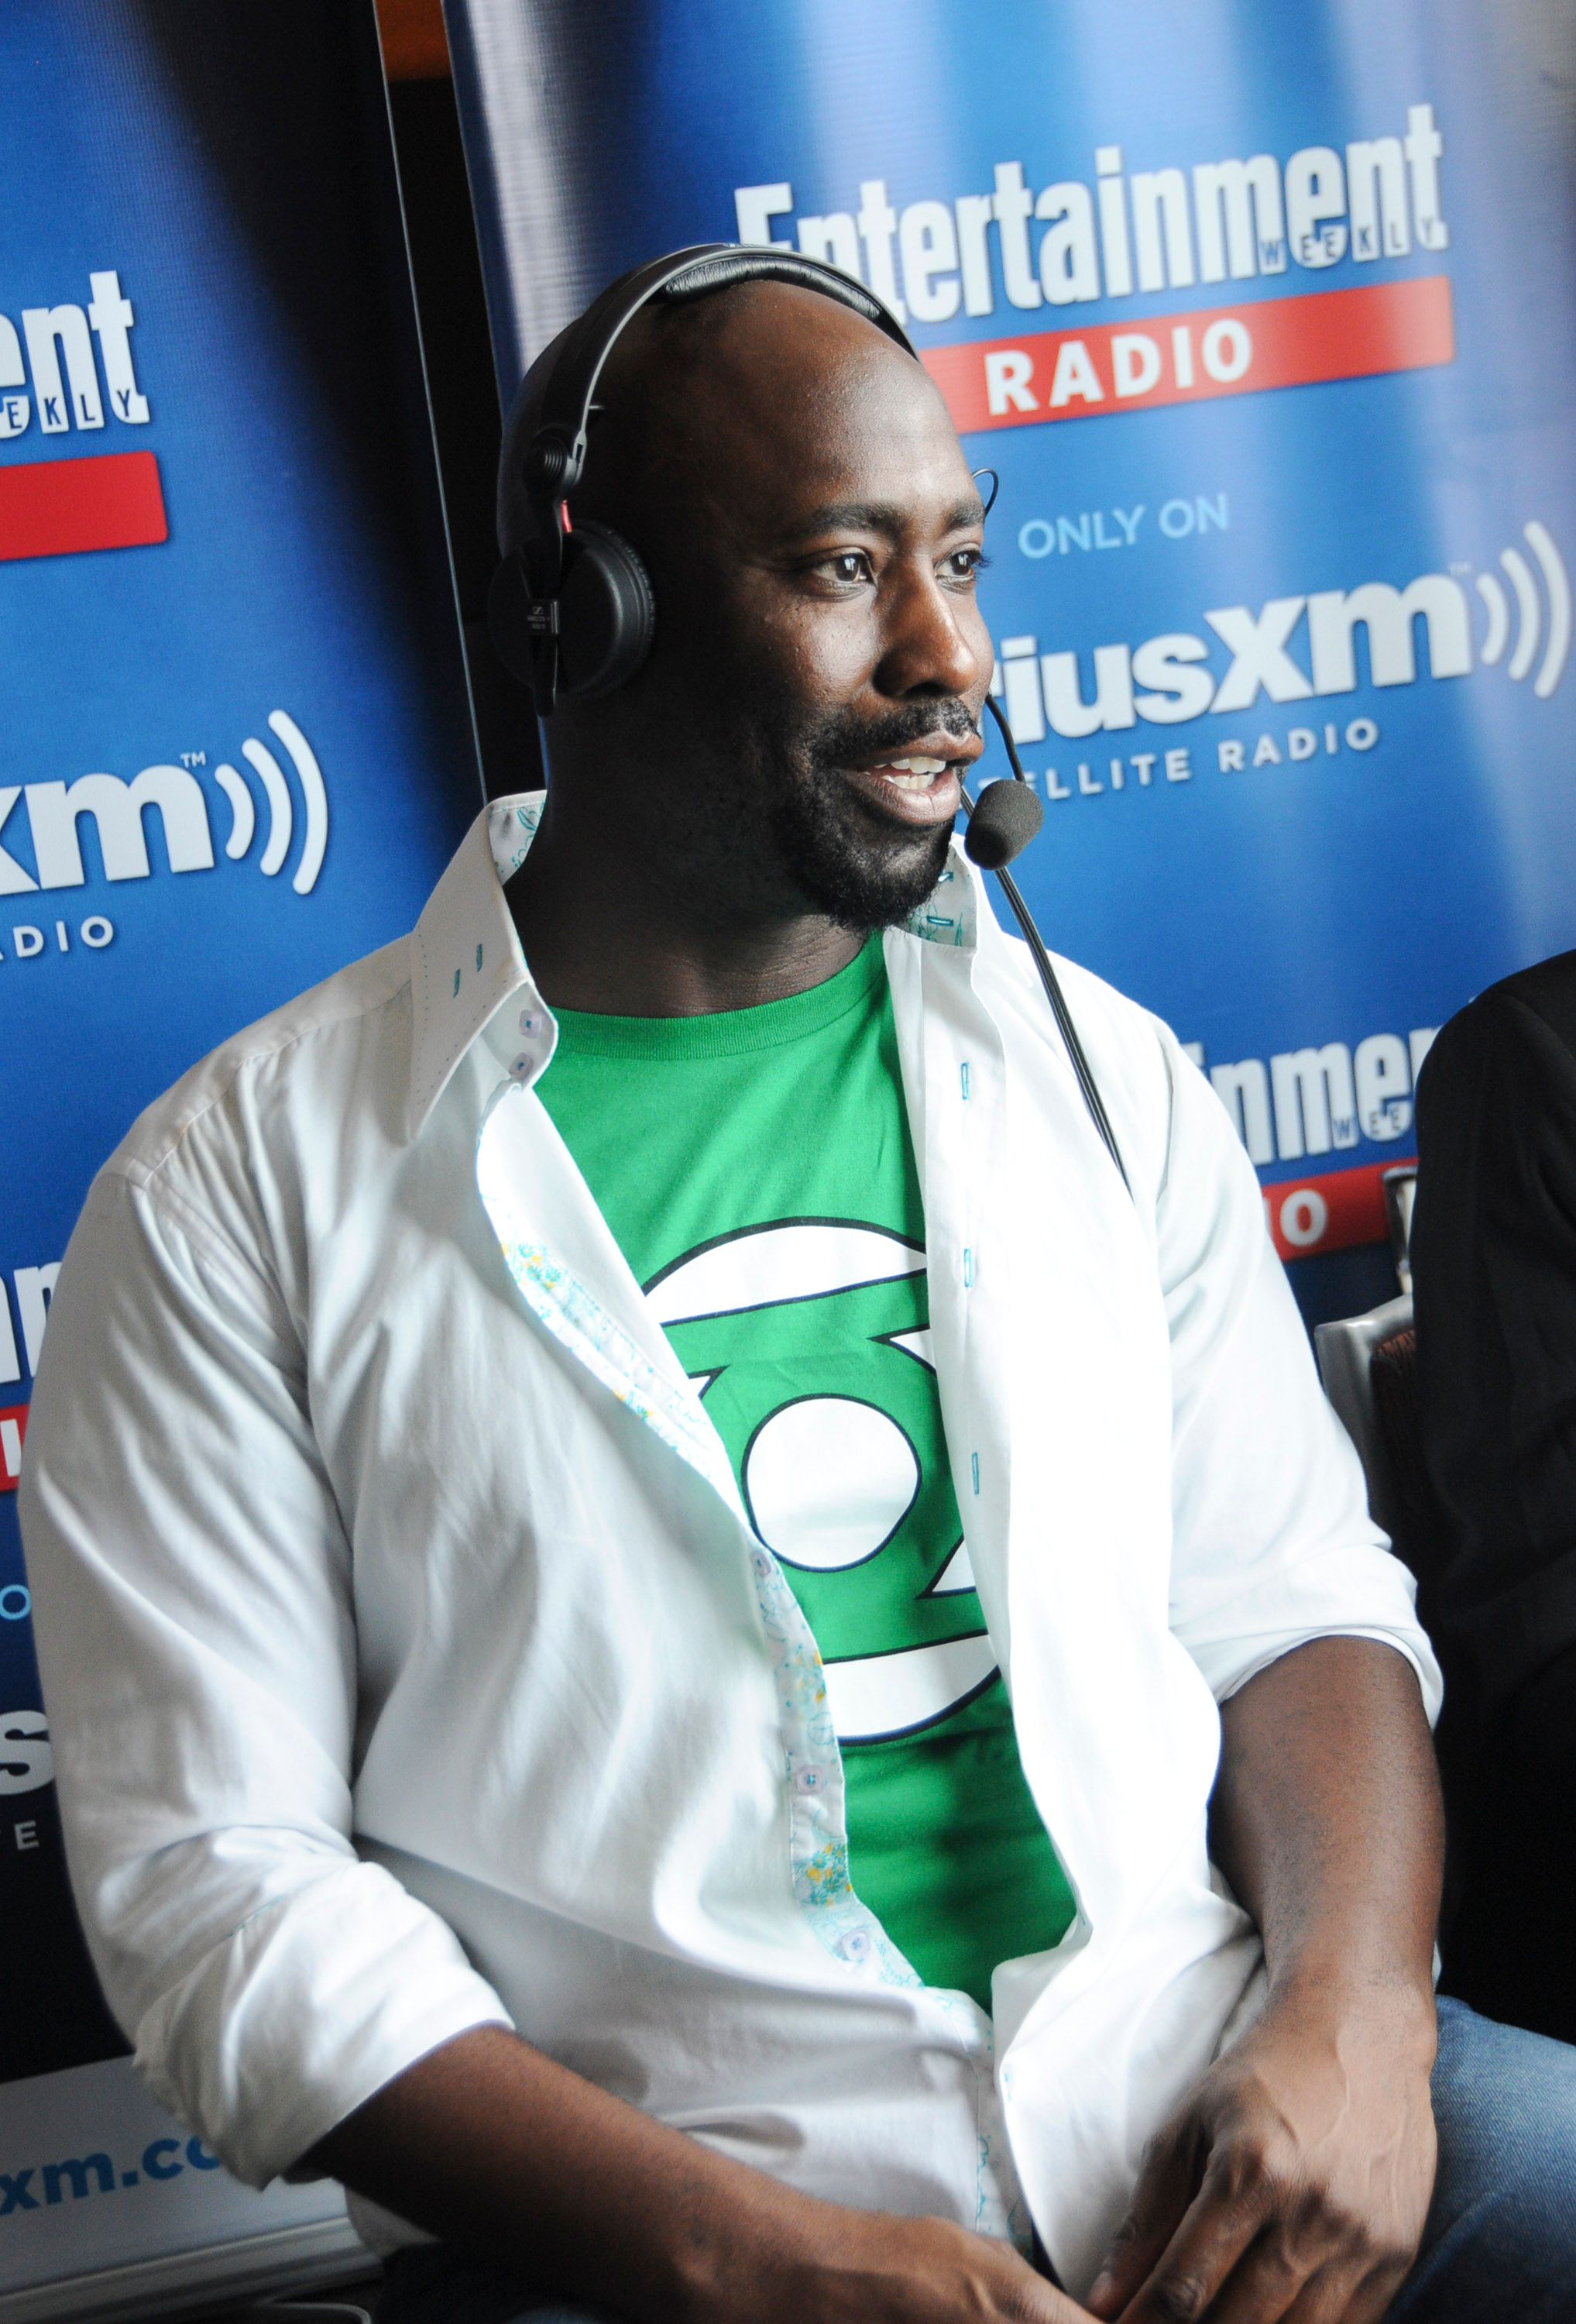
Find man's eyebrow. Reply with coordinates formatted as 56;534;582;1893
783;494;987;541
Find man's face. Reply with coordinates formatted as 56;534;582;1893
585;286;994;930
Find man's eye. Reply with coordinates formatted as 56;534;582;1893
943;548;988;583
824;550;874;584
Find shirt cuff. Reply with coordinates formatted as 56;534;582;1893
133;1858;514;2187
1204;1624;1442;1724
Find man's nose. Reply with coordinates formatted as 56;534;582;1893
873;563;989;700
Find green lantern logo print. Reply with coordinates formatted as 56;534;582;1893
647;1220;997;1741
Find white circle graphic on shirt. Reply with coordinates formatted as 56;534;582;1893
652;1218;999;1736
745;1396;919;1571
646;1219;923;1326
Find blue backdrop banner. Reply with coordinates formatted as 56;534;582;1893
0;1;478;2297
448;0;1576;1295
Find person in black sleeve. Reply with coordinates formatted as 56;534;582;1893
1412;948;1576;2044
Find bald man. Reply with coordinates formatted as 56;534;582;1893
22;260;1576;2324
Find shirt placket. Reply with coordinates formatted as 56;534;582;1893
892;912;1035;2248
456;824;1023;2240
474;1082;928;1999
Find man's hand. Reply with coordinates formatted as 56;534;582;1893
1085;1983;1435;2322
735;2205;1091;2324
1080;1635;1444;2324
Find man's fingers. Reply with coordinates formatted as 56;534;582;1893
1085;2121;1203;2318
1140;2215;1415;2324
1201;2236;1336;2324
1107;2168;1267;2324
992;2246;1099;2324
1041;2284;1104;2324
1278;2254;1413;2324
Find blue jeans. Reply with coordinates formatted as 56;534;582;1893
376;1998;1576;2322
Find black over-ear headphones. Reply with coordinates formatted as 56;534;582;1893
486;242;1129;1191
488;242;916;715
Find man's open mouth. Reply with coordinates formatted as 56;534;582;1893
843;737;979;827
870;752;952;791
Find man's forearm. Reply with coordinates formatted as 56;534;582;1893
305;2025;798;2315
305;2025;1087;2324
1210;1632;1444;2010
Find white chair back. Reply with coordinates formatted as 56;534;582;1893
1314;1291;1414;1538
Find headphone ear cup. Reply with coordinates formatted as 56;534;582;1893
556;519;656;699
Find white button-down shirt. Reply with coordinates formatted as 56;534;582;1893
22;797;1438;2293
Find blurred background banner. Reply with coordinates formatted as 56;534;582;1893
0;0;479;2305
448;0;1576;1317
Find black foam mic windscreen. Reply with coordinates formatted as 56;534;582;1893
963;777;1045;869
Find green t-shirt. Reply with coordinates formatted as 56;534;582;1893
534;936;1076;2013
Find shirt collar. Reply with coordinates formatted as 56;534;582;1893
404;791;988;1140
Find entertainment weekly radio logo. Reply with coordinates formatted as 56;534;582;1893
0;708;330;961
737;104;1452;425
1181;1027;1432;1267
0;1260;60;1496
0;268;165;562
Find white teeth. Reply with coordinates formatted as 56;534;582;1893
879;754;948;778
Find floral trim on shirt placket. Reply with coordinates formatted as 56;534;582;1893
971;2023;1032;2251
482;1144;925;1999
490;1216;922;1993
496;1235;737;1502
488;796;543;882
736;1555;1030;2247
744;1541;922;1991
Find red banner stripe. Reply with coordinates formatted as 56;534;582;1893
0;449;168;563
1263;1157;1415;1264
0;1404;28;1494
923;276;1454;435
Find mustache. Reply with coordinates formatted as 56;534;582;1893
805;699;979;766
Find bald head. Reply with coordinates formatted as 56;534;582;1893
568;280;943;546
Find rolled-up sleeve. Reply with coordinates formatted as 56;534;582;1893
20;1167;511;2188
1150;1028;1441;1717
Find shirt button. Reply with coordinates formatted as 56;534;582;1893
839;1929;872;1963
509;1053;532;1081
519;1009;538;1033
793;1765;825;1794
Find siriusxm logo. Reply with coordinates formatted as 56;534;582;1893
0;710;328;899
994;521;1571;741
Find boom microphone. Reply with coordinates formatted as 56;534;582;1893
963;693;1131;1191
963;775;1043;869
963;694;1042;869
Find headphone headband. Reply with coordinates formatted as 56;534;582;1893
529;246;913;508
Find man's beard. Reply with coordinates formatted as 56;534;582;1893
762;701;973;932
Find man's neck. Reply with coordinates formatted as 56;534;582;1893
505;795;868;1017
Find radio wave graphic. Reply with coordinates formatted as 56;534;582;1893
1475;521;1571;699
211;711;329;895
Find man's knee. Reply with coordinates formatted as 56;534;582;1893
376;2245;610;2324
1397;1998;1576;2319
